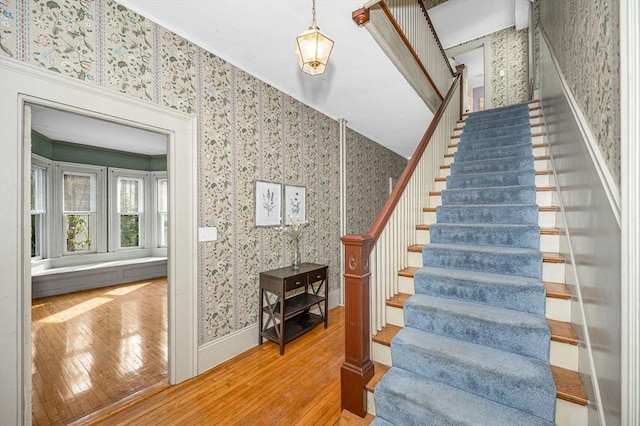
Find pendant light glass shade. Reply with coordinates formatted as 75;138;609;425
295;0;334;76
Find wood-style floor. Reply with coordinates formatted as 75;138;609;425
94;306;348;425
32;278;168;425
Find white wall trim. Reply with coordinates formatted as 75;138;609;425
445;36;493;110
538;32;612;426
540;30;621;226
0;57;198;425
620;0;640;424
339;118;347;306
197;324;259;374
198;288;342;374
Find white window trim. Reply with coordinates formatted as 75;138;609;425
30;154;52;261
53;161;107;257
152;171;168;250
108;167;151;252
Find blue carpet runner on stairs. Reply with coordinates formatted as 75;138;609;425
373;103;556;425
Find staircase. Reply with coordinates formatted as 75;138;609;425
366;102;588;425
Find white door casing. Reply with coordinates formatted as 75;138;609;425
0;57;198;425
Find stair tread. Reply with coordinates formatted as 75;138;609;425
400;267;569;301
425;204;558;212
369;357;588;409
373;367;555;426
544;281;571;299
548;319;579;345
430;185;552;196
372;324;401;346
552;366;588;405
386;292;411;308
440;154;549;169
416;224;560;235
385;293;576;346
365;361;389;393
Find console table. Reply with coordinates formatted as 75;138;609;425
258;263;328;355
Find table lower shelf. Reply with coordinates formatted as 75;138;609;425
261;312;324;346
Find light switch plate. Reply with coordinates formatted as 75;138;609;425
199;227;217;242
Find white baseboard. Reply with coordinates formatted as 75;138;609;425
197;287;342;374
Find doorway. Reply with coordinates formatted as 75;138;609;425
28;104;170;423
0;57;198;425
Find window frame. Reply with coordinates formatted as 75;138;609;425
30;154;52;261
152;171;168;249
108;167;151;252
53;161;107;257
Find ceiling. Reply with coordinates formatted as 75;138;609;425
31;0;528;159
31;105;168;156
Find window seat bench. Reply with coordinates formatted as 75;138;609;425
31;256;167;299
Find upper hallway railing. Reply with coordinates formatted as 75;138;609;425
353;0;454;112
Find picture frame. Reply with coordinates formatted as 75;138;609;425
284;185;306;225
254;180;282;227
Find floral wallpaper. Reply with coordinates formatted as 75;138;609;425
449;26;529;109
0;0;387;345
490;26;529;108
539;0;620;185
346;129;407;235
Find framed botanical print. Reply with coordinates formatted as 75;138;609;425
254;180;282;227
284;185;305;225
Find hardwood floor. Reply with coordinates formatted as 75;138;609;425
94;306;348;425
31;278;168;425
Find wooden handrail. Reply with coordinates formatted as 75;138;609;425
339;72;462;417
378;1;444;101
418;0;455;77
367;72;461;242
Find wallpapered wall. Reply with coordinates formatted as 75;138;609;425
0;0;406;345
539;0;620;186
346;129;408;235
450;26;529;109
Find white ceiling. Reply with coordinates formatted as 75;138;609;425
31;0;527;159
31;105;168;156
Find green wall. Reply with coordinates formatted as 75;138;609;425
32;131;166;171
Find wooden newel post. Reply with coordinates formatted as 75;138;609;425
340;234;375;417
456;64;466;120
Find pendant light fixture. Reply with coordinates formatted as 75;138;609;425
295;0;334;76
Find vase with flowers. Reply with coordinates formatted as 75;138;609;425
281;215;308;270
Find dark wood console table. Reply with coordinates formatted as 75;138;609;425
259;263;328;355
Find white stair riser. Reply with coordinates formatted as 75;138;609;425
450;133;545;145
397;274;568;320
413;231;559;253
556;399;588;426
446;142;547;156
384;305;578;372
550;341;579;371
386;305;405;327
439;158;550;179
546;297;571;322
366;388;588;426
422;210;557;228
372;341;392;366
433;173;550;192
429;190;554;208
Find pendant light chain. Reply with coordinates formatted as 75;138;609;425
311;0;317;27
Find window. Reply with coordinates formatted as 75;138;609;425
30;165;46;258
156;176;168;248
63;171;97;253
55;162;107;256
109;168;151;252
117;176;145;249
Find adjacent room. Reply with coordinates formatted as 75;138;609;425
28;105;170;424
